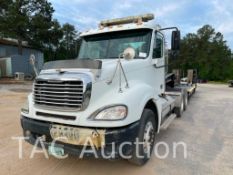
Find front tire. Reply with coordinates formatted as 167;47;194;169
128;109;156;166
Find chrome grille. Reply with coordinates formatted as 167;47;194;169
34;80;84;110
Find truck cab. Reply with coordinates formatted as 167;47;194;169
21;14;189;165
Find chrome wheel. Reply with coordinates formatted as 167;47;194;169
128;109;156;165
143;121;155;154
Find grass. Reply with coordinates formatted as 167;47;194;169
208;81;229;85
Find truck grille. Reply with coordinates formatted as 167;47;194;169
34;80;84;110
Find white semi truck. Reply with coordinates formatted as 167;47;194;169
20;14;196;165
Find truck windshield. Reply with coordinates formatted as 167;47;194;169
78;29;152;59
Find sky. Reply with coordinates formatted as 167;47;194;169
49;0;233;50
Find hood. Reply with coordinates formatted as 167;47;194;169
40;59;118;82
40;59;146;83
43;59;102;70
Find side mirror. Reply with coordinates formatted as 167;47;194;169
171;30;180;51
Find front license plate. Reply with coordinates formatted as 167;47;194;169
48;145;64;157
50;124;105;148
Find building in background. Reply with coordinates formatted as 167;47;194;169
0;38;44;78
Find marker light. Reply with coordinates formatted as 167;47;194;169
99;13;154;27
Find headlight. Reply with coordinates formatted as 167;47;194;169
90;105;127;121
21;100;29;114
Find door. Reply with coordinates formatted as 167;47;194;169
151;32;165;94
152;32;164;67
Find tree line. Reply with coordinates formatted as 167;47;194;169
0;1;233;81
0;0;79;62
172;25;233;81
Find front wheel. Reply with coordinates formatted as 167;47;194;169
128;109;156;166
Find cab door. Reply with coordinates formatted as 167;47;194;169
152;32;164;67
151;32;166;94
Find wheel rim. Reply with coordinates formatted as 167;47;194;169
143;121;155;154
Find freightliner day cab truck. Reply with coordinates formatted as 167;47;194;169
20;14;196;165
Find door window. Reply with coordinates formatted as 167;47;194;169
153;34;163;58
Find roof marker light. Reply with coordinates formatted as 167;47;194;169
99;13;154;28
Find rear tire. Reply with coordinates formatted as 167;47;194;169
174;96;184;118
128;109;156;166
183;92;188;111
193;84;197;93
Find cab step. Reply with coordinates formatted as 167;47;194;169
160;114;176;130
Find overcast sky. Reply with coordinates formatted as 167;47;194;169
49;0;233;50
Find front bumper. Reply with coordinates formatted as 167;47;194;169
21;116;139;158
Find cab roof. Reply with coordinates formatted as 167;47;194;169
80;13;161;37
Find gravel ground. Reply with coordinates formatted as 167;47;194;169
0;83;232;175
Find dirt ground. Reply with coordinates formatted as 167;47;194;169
0;83;232;175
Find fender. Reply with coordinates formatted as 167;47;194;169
88;80;162;128
123;83;163;133
142;98;164;133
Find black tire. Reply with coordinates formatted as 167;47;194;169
128;109;156;166
183;92;188;111
193;84;197;93
174;96;184;118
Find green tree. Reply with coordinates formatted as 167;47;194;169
43;19;64;62
29;0;54;48
0;0;54;54
49;19;64;48
172;25;232;81
0;0;80;61
44;23;79;61
60;23;79;59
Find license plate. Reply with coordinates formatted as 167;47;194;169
50;124;105;148
48;145;64;157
